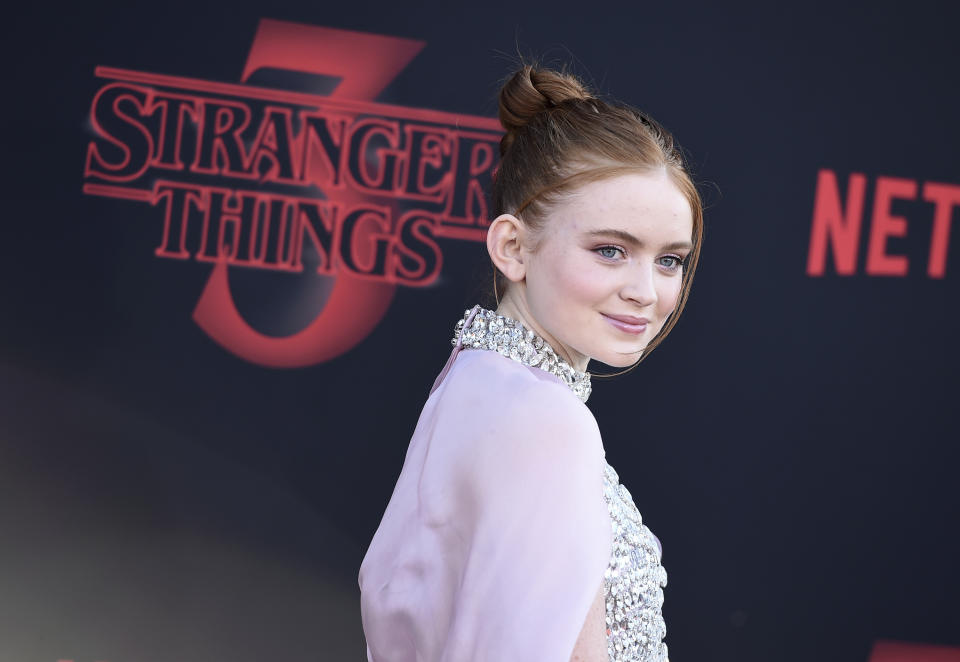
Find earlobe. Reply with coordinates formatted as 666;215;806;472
486;213;527;283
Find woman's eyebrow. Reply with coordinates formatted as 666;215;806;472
586;228;692;251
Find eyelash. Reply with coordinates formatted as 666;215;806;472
594;245;686;270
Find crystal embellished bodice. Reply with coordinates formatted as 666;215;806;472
451;305;669;662
603;463;669;662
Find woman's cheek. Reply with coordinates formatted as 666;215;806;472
660;279;683;314
552;253;596;299
572;264;611;304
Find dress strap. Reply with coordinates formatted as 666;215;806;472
429;304;480;396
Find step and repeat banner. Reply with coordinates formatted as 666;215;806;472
3;3;958;662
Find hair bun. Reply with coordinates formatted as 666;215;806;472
498;65;594;155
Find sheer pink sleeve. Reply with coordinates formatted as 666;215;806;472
444;363;612;660
359;346;613;662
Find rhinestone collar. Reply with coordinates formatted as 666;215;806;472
451;305;592;403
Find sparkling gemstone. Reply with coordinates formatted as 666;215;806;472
450;305;592;403
602;458;668;662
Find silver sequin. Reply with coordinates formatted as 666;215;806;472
452;305;592;403
603;462;669;662
449;305;669;662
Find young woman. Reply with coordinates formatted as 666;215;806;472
359;63;703;662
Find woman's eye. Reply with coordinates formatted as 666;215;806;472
659;255;684;270
596;246;624;259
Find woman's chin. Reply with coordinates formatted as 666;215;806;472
589;349;645;369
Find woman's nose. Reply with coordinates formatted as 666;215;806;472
620;263;658;307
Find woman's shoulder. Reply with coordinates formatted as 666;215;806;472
447;348;593;415
436;348;603;461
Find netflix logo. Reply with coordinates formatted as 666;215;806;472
807;169;959;278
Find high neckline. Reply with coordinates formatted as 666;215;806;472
451;305;592;403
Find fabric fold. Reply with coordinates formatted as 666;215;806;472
359;345;612;662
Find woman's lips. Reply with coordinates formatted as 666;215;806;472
602;313;649;334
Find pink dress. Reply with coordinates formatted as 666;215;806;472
359;305;668;662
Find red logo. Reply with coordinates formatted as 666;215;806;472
806;169;960;278
83;18;501;367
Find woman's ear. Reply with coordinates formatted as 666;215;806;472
486;213;528;283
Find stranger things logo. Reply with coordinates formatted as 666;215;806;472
82;19;501;367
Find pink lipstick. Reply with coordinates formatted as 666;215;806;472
602;313;649;334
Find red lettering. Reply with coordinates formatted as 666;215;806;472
922;181;960;278
806;169;867;276
85;73;503;233
300;110;349;189
192;100;253;177
84;83;155;182
402;125;454;202
294;200;338;274
82;20;508;368
346;118;403;192
198;188;256;262
866;176;916;276
154;181;203;259
246;106;298;183
392;211;443;285
338;205;393;278
446;132;498;227
151;93;200;170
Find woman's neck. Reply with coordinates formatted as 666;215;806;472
494;291;589;373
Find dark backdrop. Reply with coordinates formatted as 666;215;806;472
3;2;958;661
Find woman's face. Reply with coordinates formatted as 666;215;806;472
516;170;694;371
